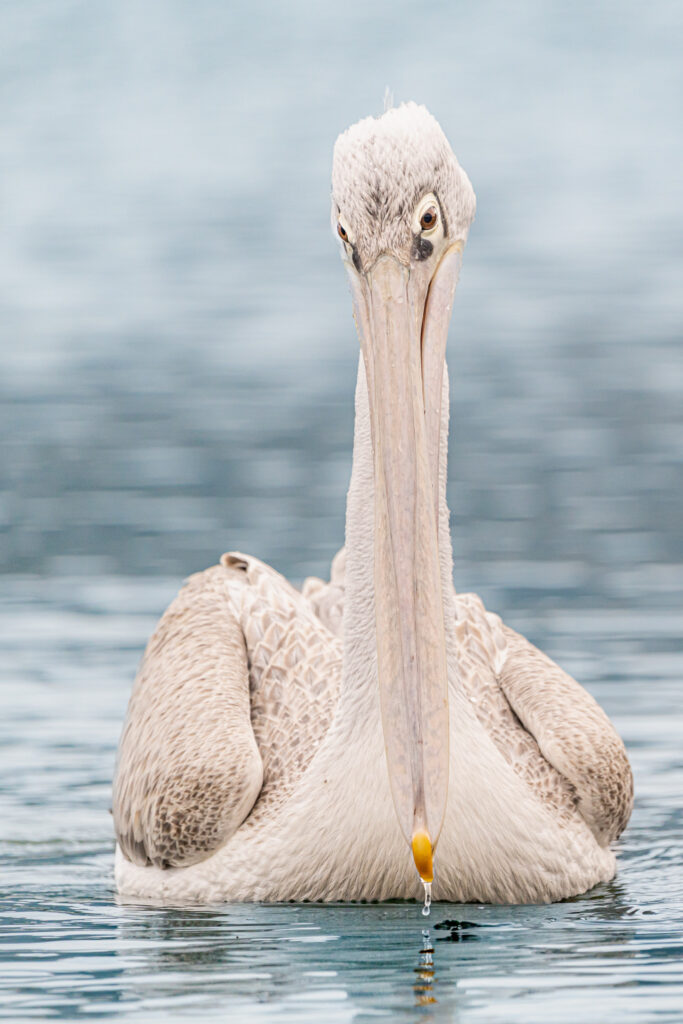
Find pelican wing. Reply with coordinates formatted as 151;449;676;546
113;564;263;868
495;623;633;844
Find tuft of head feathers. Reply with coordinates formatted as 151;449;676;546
332;102;475;269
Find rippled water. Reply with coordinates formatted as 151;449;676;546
1;0;682;1020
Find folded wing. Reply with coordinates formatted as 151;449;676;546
113;564;263;868
496;623;633;844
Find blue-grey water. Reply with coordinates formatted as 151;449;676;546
1;1;682;1021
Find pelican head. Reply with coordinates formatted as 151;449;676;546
332;103;475;884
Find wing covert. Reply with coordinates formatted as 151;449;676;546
113;564;263;868
496;624;633;844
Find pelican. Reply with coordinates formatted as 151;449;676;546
113;103;633;905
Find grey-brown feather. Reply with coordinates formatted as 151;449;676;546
113;564;263;868
227;552;341;823
454;593;582;829
496;625;633;844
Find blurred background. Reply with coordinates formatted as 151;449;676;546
1;0;681;588
0;2;682;1021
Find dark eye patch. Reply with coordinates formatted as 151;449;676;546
412;236;433;261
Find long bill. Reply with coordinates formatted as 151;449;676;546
347;245;462;884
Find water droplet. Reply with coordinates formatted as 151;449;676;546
421;880;432;916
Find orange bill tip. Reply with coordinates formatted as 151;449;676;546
411;829;434;883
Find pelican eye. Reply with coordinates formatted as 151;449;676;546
337;221;349;242
420;206;438;231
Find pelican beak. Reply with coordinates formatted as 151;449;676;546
346;243;463;883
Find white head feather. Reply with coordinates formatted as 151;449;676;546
331;102;476;270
